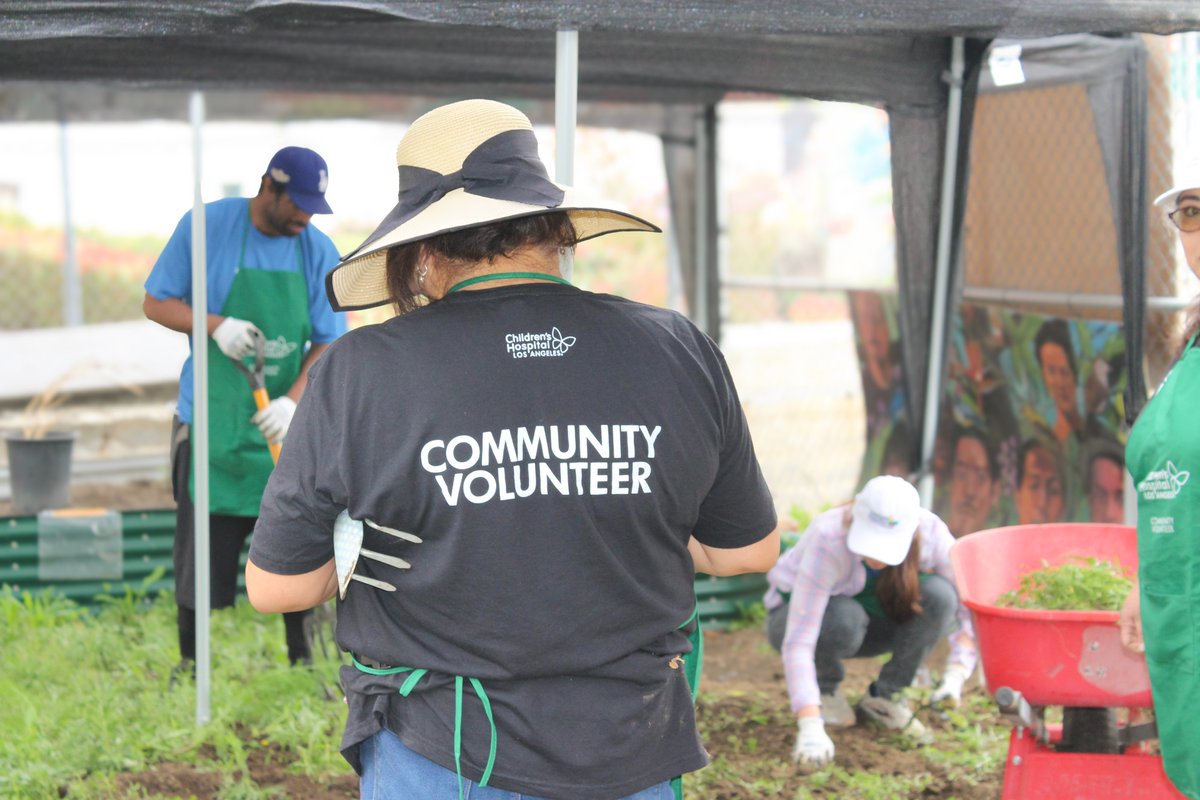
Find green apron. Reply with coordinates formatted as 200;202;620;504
191;214;312;516
1126;334;1200;800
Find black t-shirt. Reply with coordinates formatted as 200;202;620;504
250;283;777;799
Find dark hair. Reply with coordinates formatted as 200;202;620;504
1016;435;1063;487
877;533;923;623
385;212;578;315
264;176;288;197
837;505;923;623
1034;318;1077;377
951;425;999;481
1083;439;1124;494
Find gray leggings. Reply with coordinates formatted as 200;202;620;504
766;574;959;699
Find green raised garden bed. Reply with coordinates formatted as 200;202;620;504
1;509;769;626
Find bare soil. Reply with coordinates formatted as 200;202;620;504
698;628;1004;799
38;481;1005;799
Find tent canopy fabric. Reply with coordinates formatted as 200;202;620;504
3;2;1198;111
2;1;1197;461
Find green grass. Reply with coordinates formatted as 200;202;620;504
1;584;1008;800
0;586;347;800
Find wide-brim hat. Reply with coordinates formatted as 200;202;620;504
847;475;921;566
326;99;661;311
1153;159;1200;208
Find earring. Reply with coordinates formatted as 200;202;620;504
417;264;429;287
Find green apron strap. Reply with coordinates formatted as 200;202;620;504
673;599;703;800
352;656;496;800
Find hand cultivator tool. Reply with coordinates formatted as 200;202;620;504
333;509;422;598
952;523;1186;800
226;331;280;463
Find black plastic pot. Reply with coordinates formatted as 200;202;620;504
5;431;75;515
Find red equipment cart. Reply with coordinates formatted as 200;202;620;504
951;523;1187;800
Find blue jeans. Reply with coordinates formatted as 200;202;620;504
766;573;960;698
360;727;675;800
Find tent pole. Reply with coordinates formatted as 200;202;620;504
917;37;965;509
189;90;211;726
56;100;82;326
695;105;719;340
556;29;578;281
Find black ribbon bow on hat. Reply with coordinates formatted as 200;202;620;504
349;128;566;257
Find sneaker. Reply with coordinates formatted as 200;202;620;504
820;691;857;728
856;691;931;742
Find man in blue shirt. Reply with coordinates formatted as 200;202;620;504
143;146;345;674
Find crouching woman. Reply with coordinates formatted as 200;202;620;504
763;475;978;766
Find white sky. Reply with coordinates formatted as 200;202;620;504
0;117;672;236
0;101;899;287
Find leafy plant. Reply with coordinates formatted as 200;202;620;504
0;592;348;799
995;556;1133;611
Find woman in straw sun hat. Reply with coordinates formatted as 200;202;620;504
1120;157;1200;800
245;99;780;800
762;475;977;768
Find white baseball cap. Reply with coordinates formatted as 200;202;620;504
847;475;922;566
1153;159;1200;208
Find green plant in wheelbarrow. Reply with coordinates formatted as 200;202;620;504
4;363;143;515
994;555;1138;756
995;556;1133;612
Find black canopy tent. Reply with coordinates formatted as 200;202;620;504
4;1;1197;437
3;1;1197;722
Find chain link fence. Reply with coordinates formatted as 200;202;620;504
961;33;1198;389
0;223;157;329
1147;32;1200;385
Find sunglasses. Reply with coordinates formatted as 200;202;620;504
1168;204;1200;233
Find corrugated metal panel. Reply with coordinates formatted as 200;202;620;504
694;572;768;630
0;509;177;605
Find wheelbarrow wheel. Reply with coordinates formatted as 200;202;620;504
1057;706;1119;754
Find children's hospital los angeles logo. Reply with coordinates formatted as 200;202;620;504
505;326;577;359
1138;460;1190;501
1139;462;1189;535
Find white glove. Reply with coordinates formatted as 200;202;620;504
212;317;263;359
252;396;296;444
932;664;971;707
792;716;835;767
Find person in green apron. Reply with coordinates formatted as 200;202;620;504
1121;160;1200;800
143;146;345;675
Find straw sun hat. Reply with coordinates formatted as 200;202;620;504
325;99;661;311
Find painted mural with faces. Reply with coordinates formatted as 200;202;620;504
929;302;1128;537
847;290;911;490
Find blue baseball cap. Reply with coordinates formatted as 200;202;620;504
266;146;333;214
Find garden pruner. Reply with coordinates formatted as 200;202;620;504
226;331;281;463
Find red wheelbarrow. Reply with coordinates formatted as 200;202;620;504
951;523;1187;800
